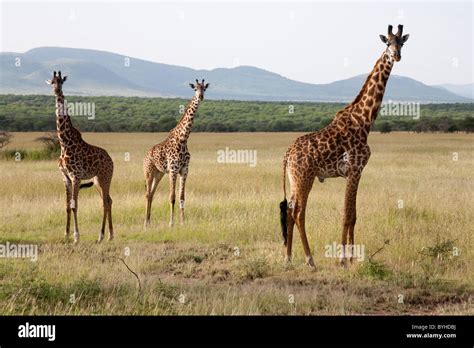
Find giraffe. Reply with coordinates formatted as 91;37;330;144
279;25;409;267
143;79;209;228
46;71;115;244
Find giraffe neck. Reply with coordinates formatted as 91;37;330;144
54;89;79;148
348;50;394;128
172;94;200;143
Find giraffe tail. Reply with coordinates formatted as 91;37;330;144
79;182;94;189
280;199;288;246
280;156;288;246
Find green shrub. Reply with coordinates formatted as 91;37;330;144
358;259;392;280
240;257;269;280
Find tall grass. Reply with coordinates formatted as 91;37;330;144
0;148;60;161
0;132;472;315
0;132;60;160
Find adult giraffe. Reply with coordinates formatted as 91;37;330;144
46;71;115;244
144;79;209;228
280;25;409;267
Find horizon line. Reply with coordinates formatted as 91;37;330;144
2;46;473;87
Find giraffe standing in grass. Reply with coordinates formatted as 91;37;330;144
280;25;409;267
144;79;209;227
46;71;115;244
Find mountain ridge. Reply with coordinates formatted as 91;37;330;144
0;46;471;102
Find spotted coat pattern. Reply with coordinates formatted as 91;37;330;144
47;71;114;244
143;80;208;227
281;25;409;267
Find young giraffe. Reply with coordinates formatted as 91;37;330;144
144;79;209;227
46;71;115;244
280;25;409;267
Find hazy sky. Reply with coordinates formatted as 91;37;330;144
1;0;472;85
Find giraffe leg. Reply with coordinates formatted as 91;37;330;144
61;172;72;239
178;167;188;224
94;177;106;243
101;174;114;242
348;224;356;265
168;172;178;227
94;175;113;242
293;191;315;268
144;170;163;228
340;174;361;267
144;176;154;228
70;178;81;244
106;192;113;241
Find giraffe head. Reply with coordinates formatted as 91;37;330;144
379;25;409;62
45;70;68;94
189;79;209;101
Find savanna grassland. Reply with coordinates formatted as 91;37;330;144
0;132;473;315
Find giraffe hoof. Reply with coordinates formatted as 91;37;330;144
108;235;114;241
306;257;316;269
97;235;104;243
339;258;349;268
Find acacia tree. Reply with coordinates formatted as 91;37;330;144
35;132;60;154
0;131;13;149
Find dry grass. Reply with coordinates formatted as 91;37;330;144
0;132;473;315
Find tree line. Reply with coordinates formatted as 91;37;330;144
0;95;472;133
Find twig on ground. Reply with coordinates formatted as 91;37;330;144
104;255;142;300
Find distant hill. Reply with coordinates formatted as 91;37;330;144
435;83;474;100
0;47;471;102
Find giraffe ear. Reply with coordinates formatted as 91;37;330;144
379;35;388;44
402;34;410;43
204;83;209;89
45;80;52;85
189;83;195;89
62;76;68;82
